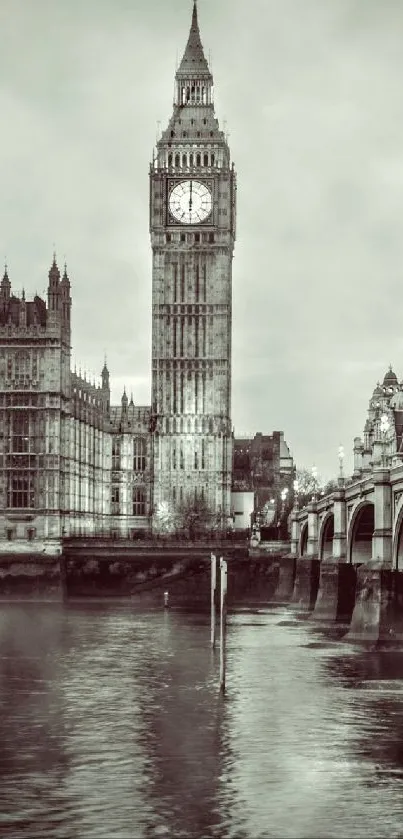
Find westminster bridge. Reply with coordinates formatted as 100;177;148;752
272;462;403;644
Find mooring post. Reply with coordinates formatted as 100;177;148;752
219;557;228;695
211;553;217;648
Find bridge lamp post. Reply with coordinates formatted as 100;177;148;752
380;413;390;467
293;479;299;510
280;487;289;538
338;445;345;483
311;465;318;502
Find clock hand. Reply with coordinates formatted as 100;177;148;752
189;180;193;212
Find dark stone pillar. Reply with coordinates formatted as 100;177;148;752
290;558;320;610
312;560;357;622
59;554;68;602
345;563;403;645
273;555;296;602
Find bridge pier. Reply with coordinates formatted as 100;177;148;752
291;501;320;609
345;563;403;645
312;560;357;622
290;557;320;610
273;554;296;602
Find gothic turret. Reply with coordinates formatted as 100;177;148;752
121;387;128;421
19;288;27;327
47;254;61;313
60;263;71;325
101;359;110;414
0;265;11;306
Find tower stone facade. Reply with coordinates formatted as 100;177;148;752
149;2;236;527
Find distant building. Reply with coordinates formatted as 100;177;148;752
232;432;294;531
353;365;403;476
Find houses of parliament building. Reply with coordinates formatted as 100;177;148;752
0;4;294;547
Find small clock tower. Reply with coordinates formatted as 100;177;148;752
150;1;236;528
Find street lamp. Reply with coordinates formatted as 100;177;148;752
380;413;390;467
280;487;289;507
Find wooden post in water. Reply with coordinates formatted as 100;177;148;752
219;557;228;695
211;554;217;648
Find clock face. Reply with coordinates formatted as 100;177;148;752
169;180;212;225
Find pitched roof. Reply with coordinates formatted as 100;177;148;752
176;1;211;79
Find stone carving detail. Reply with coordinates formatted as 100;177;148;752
394;490;403;516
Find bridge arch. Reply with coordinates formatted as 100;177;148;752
347;500;374;565
299;521;308;557
319;512;334;560
392;495;403;569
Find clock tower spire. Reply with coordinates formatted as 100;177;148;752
150;3;236;530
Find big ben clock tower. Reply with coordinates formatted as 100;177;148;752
150;1;236;528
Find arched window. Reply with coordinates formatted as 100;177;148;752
182;153;187;168
132;486;146;516
196;153;201;166
14;351;30;385
211;153;215;166
189;153;194;167
175;153;180;168
168;153;173;167
133;437;146;472
112;437;121;470
203;153;208;166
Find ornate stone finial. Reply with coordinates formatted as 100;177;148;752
48;251;60;282
2;260;10;284
62;259;69;283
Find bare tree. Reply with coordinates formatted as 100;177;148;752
176;496;215;540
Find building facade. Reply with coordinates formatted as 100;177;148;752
0;260;152;548
232;431;294;532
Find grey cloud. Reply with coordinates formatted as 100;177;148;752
1;0;402;480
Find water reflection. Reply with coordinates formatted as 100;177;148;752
1;604;403;837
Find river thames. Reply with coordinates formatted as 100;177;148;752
1;602;403;838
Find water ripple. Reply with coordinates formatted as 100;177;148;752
1;603;403;837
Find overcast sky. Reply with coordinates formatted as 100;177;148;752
1;0;402;481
